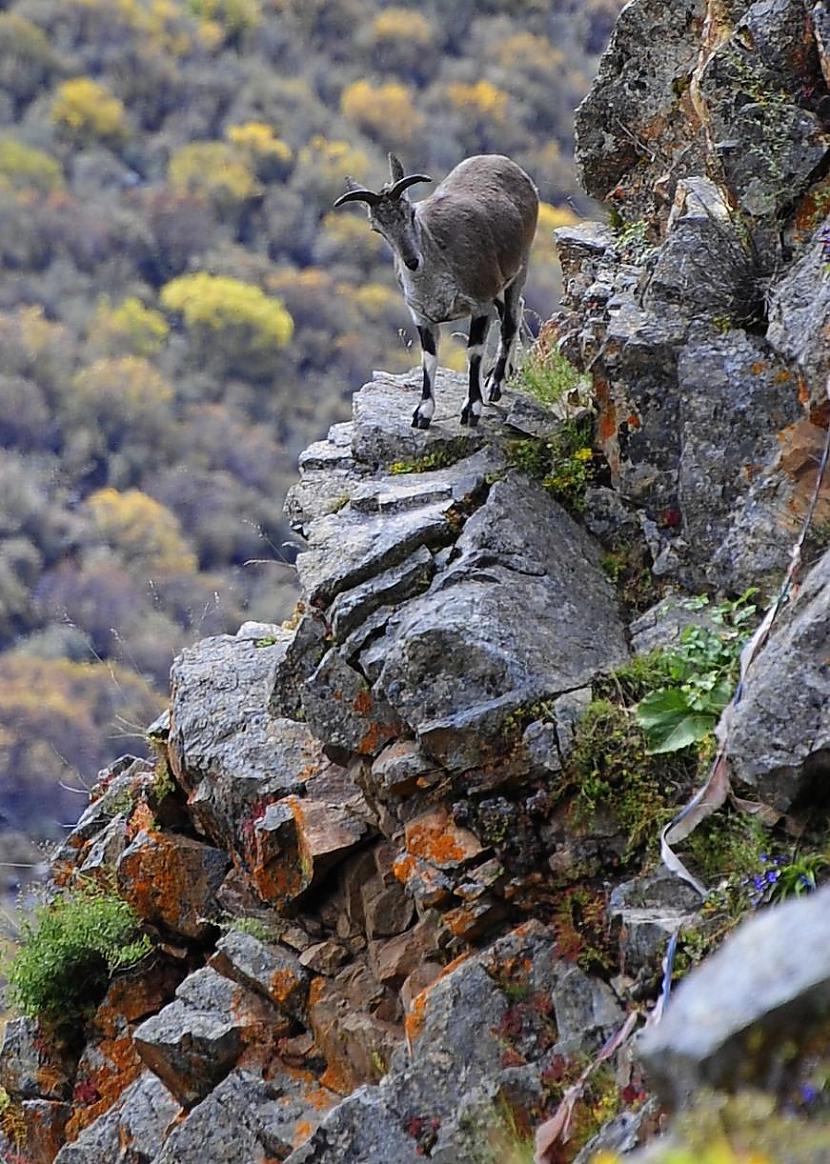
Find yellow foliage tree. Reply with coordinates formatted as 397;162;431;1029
226;122;293;180
365;8;435;74
352;282;402;323
88;297;169;358
0;654;164;835
51;77;128;146
371;8;433;46
160;272;293;379
535;200;580;245
168;141;261;214
445;80;509;126
187;0;262;37
69;357;174;446
313;211;386;271
86;488;197;574
0;138;63;194
295;136;372;202
491;31;565;77
340;80;423;149
0;14;56;106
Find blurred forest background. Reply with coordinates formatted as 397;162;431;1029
0;0;624;868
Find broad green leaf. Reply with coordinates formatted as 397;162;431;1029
635;688;716;754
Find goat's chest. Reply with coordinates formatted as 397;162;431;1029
395;263;483;325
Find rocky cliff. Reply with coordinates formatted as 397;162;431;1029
2;1;830;1162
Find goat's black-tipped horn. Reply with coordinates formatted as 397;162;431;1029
387;173;433;200
333;178;381;208
388;153;405;182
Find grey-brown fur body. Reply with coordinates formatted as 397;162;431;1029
335;154;538;428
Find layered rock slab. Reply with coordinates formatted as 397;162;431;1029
370;473;629;771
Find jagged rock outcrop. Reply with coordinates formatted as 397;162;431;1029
3;2;830;1162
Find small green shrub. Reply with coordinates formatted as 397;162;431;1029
510;344;584;409
5;885;151;1023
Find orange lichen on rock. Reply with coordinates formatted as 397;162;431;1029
403;807;482;870
404;990;429;1045
126;801;157;840
303;1086;336;1112
64;1033;142;1141
293;1119;314;1147
269;967;304;1008
392;853;416;884
352;688;373;715
320;1058;355;1096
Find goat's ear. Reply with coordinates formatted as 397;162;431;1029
388;153;405;183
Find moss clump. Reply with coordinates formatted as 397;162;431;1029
389;437;473;475
5;884;151;1025
507;414;598;514
599;537;663;615
225;915;272;941
151;756;177;806
562;699;695;859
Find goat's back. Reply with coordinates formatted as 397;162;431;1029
419;155;538;301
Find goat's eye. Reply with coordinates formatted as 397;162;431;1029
370;226;380;234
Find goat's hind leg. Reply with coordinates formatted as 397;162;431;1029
412;323;438;429
486;265;526;403
460;313;490;427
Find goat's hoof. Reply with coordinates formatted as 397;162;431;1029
412;411;431;430
460;406;480;428
488;384;502;403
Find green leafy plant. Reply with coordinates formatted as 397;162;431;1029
635;591;758;754
767;852;828;903
5;884;151;1024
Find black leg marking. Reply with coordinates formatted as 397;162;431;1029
461;314;489;427
412;324;438;429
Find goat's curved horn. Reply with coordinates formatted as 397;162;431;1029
387;173;433;200
333;179;381;208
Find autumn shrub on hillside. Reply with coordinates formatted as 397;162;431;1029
160;272;294;379
51;77;129;145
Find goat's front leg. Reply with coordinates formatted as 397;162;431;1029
460;313;490;427
412;323;438;429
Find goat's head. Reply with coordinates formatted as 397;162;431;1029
334;153;431;272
